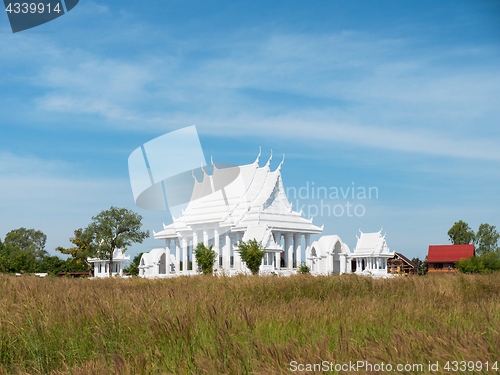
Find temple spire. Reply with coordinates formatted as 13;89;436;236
254;147;261;164
277;154;285;171
266;149;273;166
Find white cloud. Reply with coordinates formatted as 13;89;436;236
3;28;499;160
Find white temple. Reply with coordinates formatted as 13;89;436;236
88;248;130;278
138;152;394;278
139;152;323;277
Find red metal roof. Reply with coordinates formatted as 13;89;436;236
424;245;475;263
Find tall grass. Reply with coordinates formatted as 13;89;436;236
0;273;499;374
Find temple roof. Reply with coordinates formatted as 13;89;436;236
242;225;282;251
154;153;323;239
88;248;130;263
352;230;393;257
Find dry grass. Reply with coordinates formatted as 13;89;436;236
0;273;499;374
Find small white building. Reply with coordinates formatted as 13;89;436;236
307;230;394;277
139;248;176;277
350;230;394;277
307;235;351;274
88;248;130;277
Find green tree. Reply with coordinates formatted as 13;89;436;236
83;207;149;277
4;228;48;260
11;252;37;273
194;243;217;275
475;223;499;256
455;252;500;274
56;229;95;274
123;252;143;276
411;257;428;275
448;220;475;245
0;253;12;273
37;255;67;275
236;239;265;275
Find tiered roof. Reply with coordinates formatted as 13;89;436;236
352;230;393;257
154;153;323;240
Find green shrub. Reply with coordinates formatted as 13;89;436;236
194;243;218;275
456;252;500;274
236;239;265;274
297;261;310;274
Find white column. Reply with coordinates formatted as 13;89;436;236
214;228;220;270
294;234;302;268
166;239;172;273
305;234;311;269
285;233;293;269
182;238;188;273
203;230;209;246
274;232;281;269
234;232;242;270
175;239;180;274
339;254;346;274
224;233;231;270
192;231;198;272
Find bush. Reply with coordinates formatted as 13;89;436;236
194;243;218;275
236;239;265;275
298;261;310;274
124;252;143;276
456;252;500;274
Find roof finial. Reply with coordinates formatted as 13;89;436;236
379;227;383;234
254;147;261;164
266;149;273;166
192;168;199;182
278;154;285;170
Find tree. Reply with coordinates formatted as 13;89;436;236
411;257;428;275
236;239;265;275
455;252;500;274
194;243;217;275
475;223;499;256
56;229;96;274
447;221;475;245
11;252;37;273
83;207;149;277
37;255;67;275
123;252;143;276
4;228;48;260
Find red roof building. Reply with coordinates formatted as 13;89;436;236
425;245;475;273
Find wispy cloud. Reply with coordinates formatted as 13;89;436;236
2;22;499;160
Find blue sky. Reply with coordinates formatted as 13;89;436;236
1;0;499;260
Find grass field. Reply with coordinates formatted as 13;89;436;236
0;273;499;374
